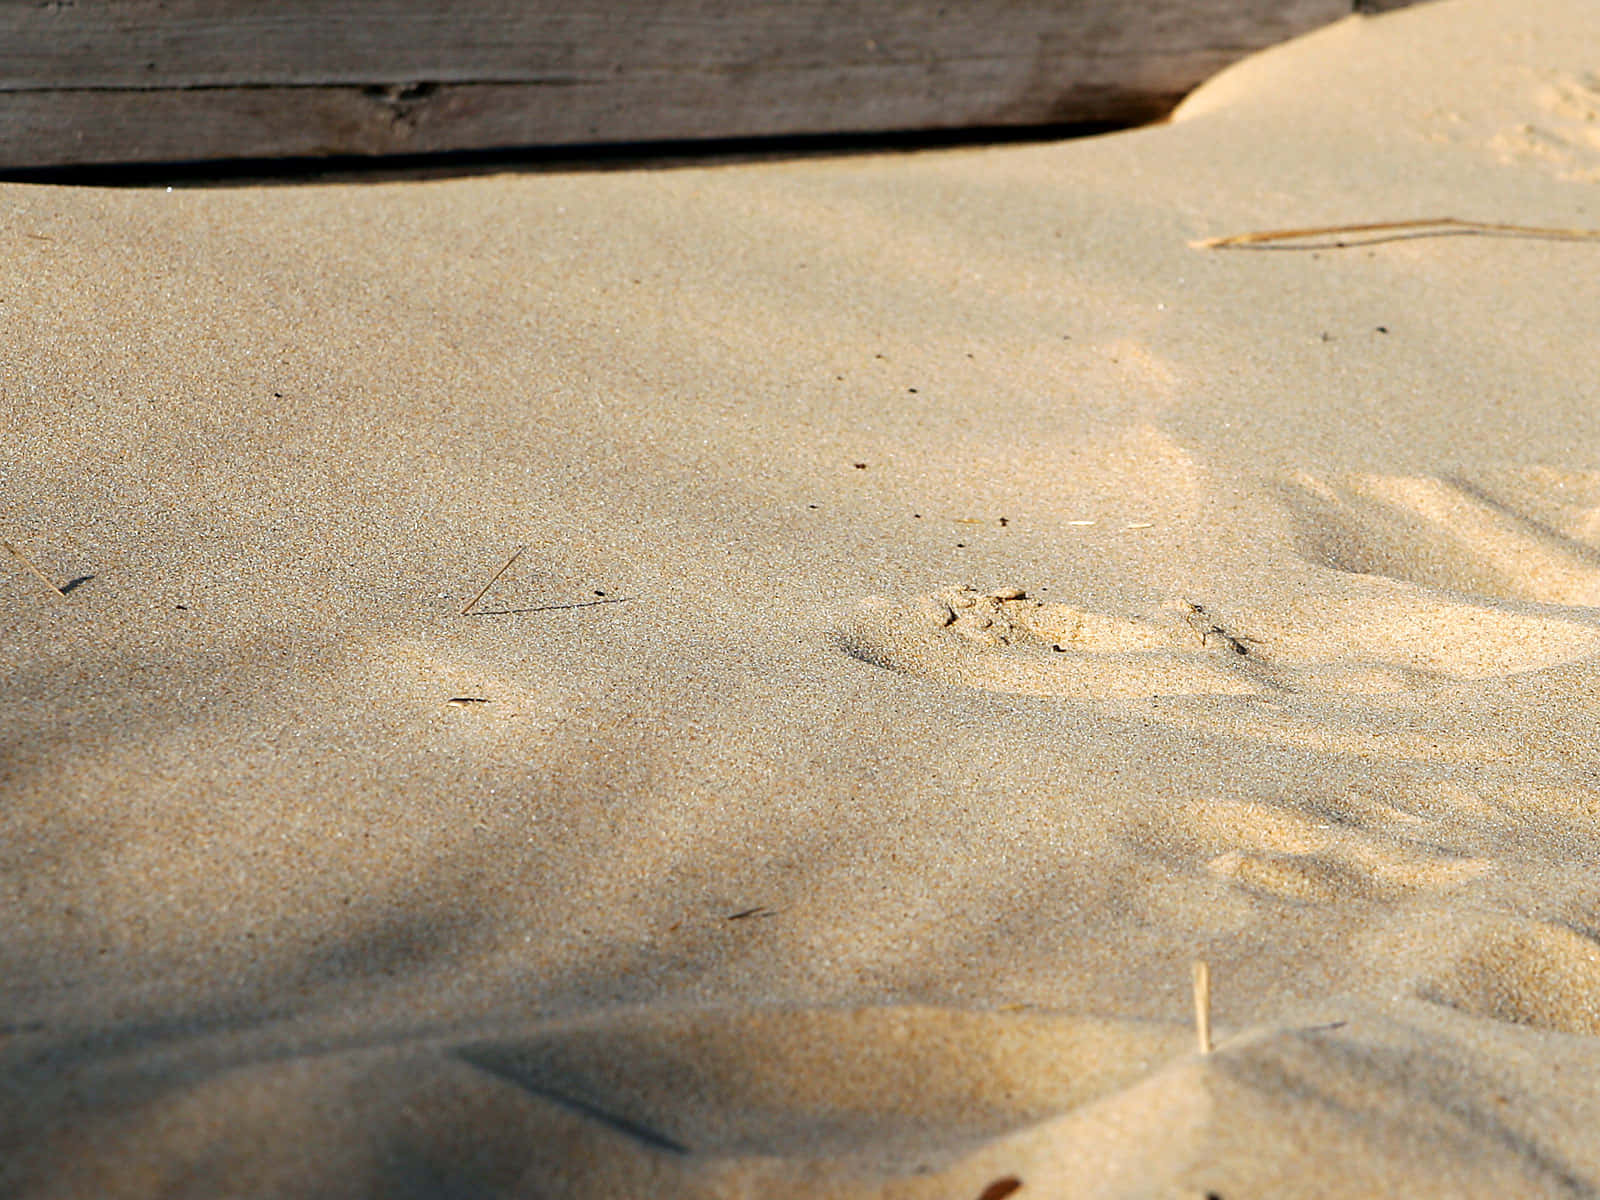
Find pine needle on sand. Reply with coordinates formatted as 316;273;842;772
1192;216;1600;250
3;538;65;597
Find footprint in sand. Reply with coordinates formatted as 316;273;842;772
836;585;1268;699
1280;469;1600;608
836;578;1600;700
840;468;1600;700
1485;70;1600;184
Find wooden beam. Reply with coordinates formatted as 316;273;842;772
0;79;1178;168
0;0;1419;169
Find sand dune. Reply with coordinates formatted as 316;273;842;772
7;0;1600;1194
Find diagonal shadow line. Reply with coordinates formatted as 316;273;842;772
454;1049;690;1155
1444;475;1600;565
464;597;635;616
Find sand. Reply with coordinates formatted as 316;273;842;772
5;0;1600;1194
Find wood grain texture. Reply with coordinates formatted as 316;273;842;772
0;0;1417;169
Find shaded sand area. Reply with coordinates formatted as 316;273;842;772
6;0;1600;1194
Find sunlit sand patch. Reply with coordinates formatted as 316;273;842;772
1414;914;1600;1037
1123;791;1492;910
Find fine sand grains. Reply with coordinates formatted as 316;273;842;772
9;0;1600;1195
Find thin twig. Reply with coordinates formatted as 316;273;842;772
1184;601;1257;657
1193;960;1213;1055
467;595;631;617
460;545;526;615
1191;216;1600;250
2;539;66;597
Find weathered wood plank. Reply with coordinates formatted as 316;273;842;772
1;79;1178;169
0;0;1417;169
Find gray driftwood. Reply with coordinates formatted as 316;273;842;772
1;0;1417;169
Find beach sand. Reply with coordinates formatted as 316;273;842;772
6;0;1600;1194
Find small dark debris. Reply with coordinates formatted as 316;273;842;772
594;590;606;596
447;697;489;706
908;387;918;393
60;575;93;594
1375;325;1389;334
175;604;188;611
1319;331;1332;342
853;462;868;469
955;542;966;548
998;517;1009;527
913;513;922;519
726;906;772;921
977;1178;1024;1200
808;504;819;509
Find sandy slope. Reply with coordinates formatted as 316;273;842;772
6;0;1600;1194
